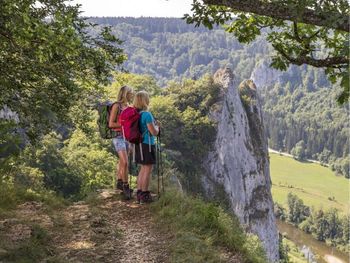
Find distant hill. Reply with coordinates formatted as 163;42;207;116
90;17;349;177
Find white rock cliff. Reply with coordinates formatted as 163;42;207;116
203;68;279;262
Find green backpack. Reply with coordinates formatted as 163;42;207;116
97;101;121;139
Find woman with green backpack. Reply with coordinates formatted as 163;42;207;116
108;85;134;199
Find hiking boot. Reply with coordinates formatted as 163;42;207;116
140;191;153;204
136;190;142;204
122;184;132;200
115;179;123;191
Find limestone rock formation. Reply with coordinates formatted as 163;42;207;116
203;68;279;262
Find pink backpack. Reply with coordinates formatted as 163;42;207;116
119;106;142;144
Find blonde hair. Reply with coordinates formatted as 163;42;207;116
117;85;133;104
133;91;150;111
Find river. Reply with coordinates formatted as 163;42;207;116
277;219;349;263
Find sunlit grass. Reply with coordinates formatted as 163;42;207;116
152;190;268;263
269;153;349;214
0;182;67;217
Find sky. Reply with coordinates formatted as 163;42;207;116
71;0;194;17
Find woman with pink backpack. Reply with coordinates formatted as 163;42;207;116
133;91;160;204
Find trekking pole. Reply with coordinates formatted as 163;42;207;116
128;150;132;189
158;131;164;194
156;136;160;199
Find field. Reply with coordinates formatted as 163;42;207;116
269;152;349;214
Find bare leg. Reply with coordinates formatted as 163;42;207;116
138;166;148;189
141;164;153;191
117;150;128;183
137;166;143;190
115;160;121;181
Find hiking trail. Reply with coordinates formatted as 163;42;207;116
0;189;172;263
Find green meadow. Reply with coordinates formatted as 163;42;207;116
269;152;349;214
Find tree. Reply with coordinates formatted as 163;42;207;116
149;96;182;150
340;215;350;246
0;0;126;159
291;140;306;160
185;0;349;104
34;132;82;198
287;192;308;224
311;209;328;241
150;75;221;192
317;148;332;165
274;202;287;221
323;208;340;240
174;54;191;74
107;72;162;98
278;233;290;263
330;157;350;178
340;158;350;179
61;128;116;196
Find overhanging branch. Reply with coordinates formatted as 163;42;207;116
275;46;348;68
203;0;350;32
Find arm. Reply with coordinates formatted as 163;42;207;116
108;103;121;128
147;122;159;136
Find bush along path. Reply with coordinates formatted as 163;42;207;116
0;189;172;263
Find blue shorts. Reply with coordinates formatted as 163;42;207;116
112;136;129;152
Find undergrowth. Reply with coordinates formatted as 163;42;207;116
0;181;68;218
152;190;268;263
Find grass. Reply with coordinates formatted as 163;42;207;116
0;224;54;263
152;190;268;263
282;237;308;263
269;152;349;214
0;182;68;218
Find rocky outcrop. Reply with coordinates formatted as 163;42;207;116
250;60;282;88
203;68;279;262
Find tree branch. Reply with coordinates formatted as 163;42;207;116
0;30;17;47
203;0;350;32
293;22;302;43
275;46;348;68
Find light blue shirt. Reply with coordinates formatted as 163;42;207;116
139;111;155;145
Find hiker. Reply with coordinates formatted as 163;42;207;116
109;85;134;198
133;91;160;204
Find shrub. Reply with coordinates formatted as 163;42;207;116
152;190;268;263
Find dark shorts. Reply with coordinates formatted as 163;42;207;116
134;143;156;165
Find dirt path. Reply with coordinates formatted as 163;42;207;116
0;189;172;263
54;189;172;263
268;148;329;166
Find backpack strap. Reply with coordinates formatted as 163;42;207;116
116;102;123;118
139;111;152;152
111;102;123;134
110;102;122;122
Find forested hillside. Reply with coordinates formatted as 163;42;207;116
1;1;348;261
89;17;262;85
89;17;349;177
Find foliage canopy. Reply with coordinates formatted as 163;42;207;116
185;0;349;103
0;0;126;159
